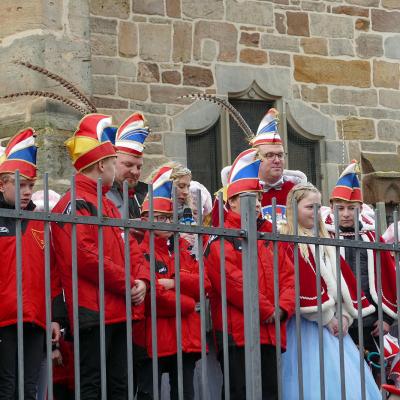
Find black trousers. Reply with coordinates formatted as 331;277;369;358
79;323;129;400
136;353;199;400
219;344;278;400
0;323;45;400
349;326;377;354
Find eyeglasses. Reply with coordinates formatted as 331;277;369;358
262;152;285;161
154;215;172;223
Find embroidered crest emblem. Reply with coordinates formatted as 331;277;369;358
31;229;45;250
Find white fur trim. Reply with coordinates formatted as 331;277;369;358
362;233;398;319
283;169;307;185
304;245;337;318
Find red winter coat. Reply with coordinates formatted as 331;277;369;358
134;232;211;358
0;196;51;329
204;210;295;350
51;174;149;331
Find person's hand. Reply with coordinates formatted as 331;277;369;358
51;322;61;343
341;316;349;336
181;233;196;247
52;349;63;366
371;320;391;337
265;309;284;324
327;316;339;336
131;280;147;305
158;278;175;290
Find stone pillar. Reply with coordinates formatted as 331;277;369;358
0;0;91;192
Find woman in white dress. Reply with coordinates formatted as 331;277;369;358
280;183;380;400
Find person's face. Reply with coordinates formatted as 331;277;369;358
257;144;285;184
297;191;321;230
175;175;191;206
228;192;262;219
142;212;172;239
331;200;361;228
115;152;143;188
99;157;116;187
0;176;35;209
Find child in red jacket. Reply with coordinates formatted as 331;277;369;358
204;149;295;400
0;128;61;399
135;166;211;400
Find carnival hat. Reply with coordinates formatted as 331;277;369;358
227;148;262;199
330;160;362;203
0;128;38;179
114;112;150;156
251;108;282;147
142;166;173;214
65;113;116;172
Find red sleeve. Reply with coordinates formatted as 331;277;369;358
71;207;134;297
129;236;150;286
147;285;196;317
206;240;274;321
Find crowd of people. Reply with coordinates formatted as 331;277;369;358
0;108;399;400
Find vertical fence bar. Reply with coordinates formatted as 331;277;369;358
148;184;159;400
354;208;366;400
43;173;54;400
196;190;208;399
173;186;184;400
313;204;325;400
333;206;346;400
71;174;81;400
15;171;24;400
218;191;230;400
375;210;385;396
271;198;282;400
240;193;262;400
394;211;400;346
292;199;304;400
122;182;134;400
97;178;107;399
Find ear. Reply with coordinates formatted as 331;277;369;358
97;159;105;173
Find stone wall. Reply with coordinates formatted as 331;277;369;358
88;0;400;203
1;0;400;202
0;0;91;192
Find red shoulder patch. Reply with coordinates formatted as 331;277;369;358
31;229;45;250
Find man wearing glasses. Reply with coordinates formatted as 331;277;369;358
107;112;150;219
251;108;306;223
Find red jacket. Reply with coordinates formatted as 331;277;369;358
204;210;295;350
51;174;149;331
0;196;49;329
134;232;211;358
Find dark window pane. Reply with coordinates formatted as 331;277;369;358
186;120;221;195
287;123;321;188
228;99;274;160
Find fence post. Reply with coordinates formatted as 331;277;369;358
240;193;262;399
376;202;387;233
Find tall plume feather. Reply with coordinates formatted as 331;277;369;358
0;91;89;115
14;60;96;113
179;93;254;139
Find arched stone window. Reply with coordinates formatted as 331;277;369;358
172;65;335;199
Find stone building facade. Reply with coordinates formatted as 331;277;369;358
1;0;400;210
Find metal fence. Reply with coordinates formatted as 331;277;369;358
2;171;400;400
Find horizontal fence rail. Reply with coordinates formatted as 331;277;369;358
2;171;399;400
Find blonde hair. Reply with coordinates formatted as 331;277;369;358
148;161;191;182
0;173;14;184
280;182;329;260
